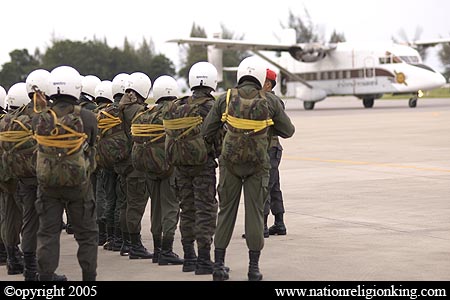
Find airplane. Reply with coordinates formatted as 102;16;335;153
168;30;448;110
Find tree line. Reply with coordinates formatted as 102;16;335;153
1;10;449;92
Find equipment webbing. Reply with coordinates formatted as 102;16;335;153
221;89;274;133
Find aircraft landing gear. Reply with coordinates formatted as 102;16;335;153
408;97;418;108
304;101;315;110
363;98;374;108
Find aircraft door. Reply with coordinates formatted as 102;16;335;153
364;57;375;79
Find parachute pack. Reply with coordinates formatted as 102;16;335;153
131;103;170;175
34;106;90;188
0;104;37;178
96;103;130;169
163;96;210;166
220;88;274;165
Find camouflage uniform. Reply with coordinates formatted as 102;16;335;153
137;98;181;264
202;80;295;280
96;95;126;252
35;97;98;281
114;92;151;259
92;101;112;245
169;88;218;274
0;107;25;275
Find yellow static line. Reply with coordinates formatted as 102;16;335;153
283;156;450;173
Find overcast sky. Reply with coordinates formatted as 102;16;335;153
2;0;450;74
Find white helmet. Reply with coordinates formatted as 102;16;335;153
152;75;179;101
81;75;101;98
112;73;129;97
0;86;6;109
26;69;50;96
126;72;151;99
188;61;217;91
95;80;113;102
7;82;29;108
237;56;267;88
48;66;82;99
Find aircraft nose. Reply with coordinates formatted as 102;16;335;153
435;72;447;87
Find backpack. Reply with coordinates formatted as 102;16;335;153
0;105;37;178
35;106;90;188
220;88;273;165
163;96;209;166
96;103;130;169
131;103;170;175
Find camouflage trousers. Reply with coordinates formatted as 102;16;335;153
215;158;269;251
264;147;285;216
0;180;22;247
125;169;148;234
147;173;179;240
36;184;98;277
175;158;218;250
102;169;124;229
16;178;39;253
95;169;107;224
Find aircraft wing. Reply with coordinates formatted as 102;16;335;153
167;37;293;52
413;38;450;47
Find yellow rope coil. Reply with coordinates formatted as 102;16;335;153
0;120;34;149
163;116;203;139
98;110;122;134
221;89;274;133
34;109;87;155
131;124;165;142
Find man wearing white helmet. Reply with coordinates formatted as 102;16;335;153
34;66;98;281
131;75;183;265
115;71;153;259
202;56;295;281
163;62;219;275
79;75;100;111
0;82;28;276
0;70;50;281
92;80;114;247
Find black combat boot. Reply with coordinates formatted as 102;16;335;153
212;248;229;281
195;248;213;275
38;273;68;281
182;242;197;272
268;213;286;235
82;271;96;281
119;231;130;256
6;246;24;275
0;241;7;266
248;250;263;281
103;226;115;251
23;252;37;281
112;228;124;252
152;236;162;264
264;214;270;238
158;237;183;265
129;233;153;259
98;221;107;246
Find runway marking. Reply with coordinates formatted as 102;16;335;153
283;156;450;173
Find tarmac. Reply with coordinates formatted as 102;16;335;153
1;96;449;281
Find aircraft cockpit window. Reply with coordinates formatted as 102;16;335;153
400;56;420;64
380;51;402;64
